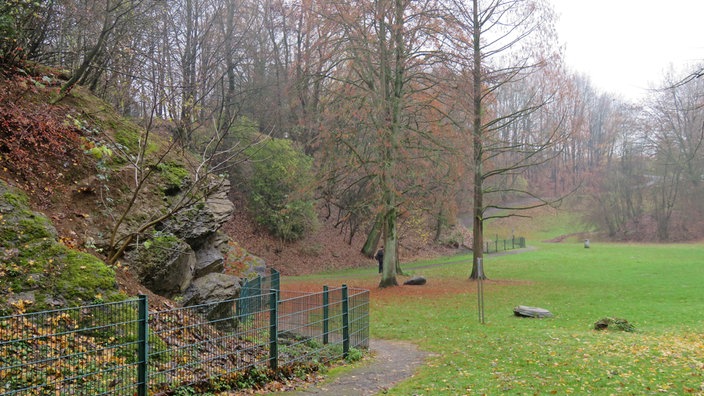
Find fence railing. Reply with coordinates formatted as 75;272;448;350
0;273;369;396
484;236;526;254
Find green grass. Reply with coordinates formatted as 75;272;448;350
283;205;703;394
371;242;704;395
287;239;704;395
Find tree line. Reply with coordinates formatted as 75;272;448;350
1;0;702;286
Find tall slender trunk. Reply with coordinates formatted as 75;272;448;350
224;0;237;121
379;0;404;288
60;7;112;94
361;213;383;257
469;0;486;280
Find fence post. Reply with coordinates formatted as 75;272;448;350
269;289;278;371
271;269;280;293
322;285;329;345
255;277;263;312
342;284;350;358
137;294;149;396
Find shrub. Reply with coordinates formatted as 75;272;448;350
244;136;316;242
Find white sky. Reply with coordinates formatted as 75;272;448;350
549;0;704;100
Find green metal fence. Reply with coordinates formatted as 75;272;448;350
0;297;147;396
484;236;526;254
0;275;369;395
236;269;280;321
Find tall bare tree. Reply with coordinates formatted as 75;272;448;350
323;0;451;287
645;66;704;240
59;0;152;95
448;0;564;279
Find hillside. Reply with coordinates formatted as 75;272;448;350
222;199;456;276
0;65;455;308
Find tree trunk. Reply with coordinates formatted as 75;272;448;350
60;13;111;95
379;205;399;288
361;213;383;258
379;0;405;288
433;206;446;242
469;0;486;280
394;240;404;276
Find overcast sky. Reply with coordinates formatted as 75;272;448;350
549;0;704;100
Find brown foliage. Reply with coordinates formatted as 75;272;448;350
0;75;89;207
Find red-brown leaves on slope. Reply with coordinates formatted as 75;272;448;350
0;78;85;205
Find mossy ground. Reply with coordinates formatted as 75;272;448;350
0;181;123;314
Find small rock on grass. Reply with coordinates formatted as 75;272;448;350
403;276;427;286
513;305;553;318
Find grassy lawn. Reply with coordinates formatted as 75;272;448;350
376;242;704;395
284;240;704;395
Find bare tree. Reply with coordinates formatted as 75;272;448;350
321;0;454;287
59;0;152;96
645;66;704;241
448;0;565;279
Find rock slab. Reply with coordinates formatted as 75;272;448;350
403;276;427;286
513;305;553;318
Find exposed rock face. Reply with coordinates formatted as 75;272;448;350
194;232;229;278
194;245;224;278
158;178;236;247
182;273;241;331
205;179;236;229
128;236;195;297
157;245;195;296
128;176;245;301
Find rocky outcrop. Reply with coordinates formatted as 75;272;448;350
158;178;236;247
182;273;241;331
2;161;258;317
193;232;229;278
127;235;195;297
126;174;266;318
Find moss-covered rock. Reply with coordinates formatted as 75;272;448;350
125;232;195;297
1;189;58;245
156;162;191;195
0;179;122;314
55;248;119;302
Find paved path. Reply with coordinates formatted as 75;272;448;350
282;339;430;396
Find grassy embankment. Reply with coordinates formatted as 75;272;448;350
282;209;704;395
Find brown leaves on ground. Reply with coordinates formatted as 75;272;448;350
0;75;90;208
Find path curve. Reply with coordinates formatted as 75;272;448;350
283;339;430;395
